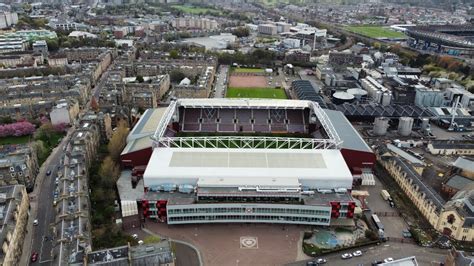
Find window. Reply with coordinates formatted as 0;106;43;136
463;228;469;233
447;214;456;225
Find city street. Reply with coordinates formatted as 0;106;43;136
213;65;229;98
27;131;72;266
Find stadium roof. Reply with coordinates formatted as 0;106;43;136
144;148;353;189
177;98;312;109
127;108;167;142
324;109;372;153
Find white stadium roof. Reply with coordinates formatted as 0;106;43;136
144;148;353;189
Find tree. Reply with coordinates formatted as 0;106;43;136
170;70;186;83
169;49;180;59
136;75;144;83
107;120;129;161
98;156;120;187
232;27;250;38
0;121;36;137
47;39;59;52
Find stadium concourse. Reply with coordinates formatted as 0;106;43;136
118;99;375;229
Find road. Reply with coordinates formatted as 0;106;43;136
288;242;448;266
213;65;229;98
28;132;72;266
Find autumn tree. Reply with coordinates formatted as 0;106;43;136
107;120;129;161
98;156;120;187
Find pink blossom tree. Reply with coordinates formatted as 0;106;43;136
0;121;36;137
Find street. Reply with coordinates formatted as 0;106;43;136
213;65;229;98
28;132;72;266
288;242;448;266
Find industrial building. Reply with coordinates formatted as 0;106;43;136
118;99;375;226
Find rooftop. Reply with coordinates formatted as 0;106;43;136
144;148;353;189
452;157;474;173
127;108;167;142
324;109;372;153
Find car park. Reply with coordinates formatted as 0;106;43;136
353;250;362;257
341;253;353;259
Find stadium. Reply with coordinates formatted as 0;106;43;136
119;99;375;226
405;24;474;56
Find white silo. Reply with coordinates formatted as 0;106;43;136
373;117;389;136
381;92;392;106
374;90;382;104
398;117;414;136
421;118;431;135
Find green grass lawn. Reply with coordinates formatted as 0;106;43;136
171;5;220;15
226;87;287;99
232;68;265;73
345;26;407;39
0;135;31;145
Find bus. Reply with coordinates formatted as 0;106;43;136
372;214;384;231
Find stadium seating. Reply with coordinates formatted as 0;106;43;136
179;107;309;134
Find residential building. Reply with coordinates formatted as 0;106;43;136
49;99;80;126
32;40;48;56
258;24;278;35
276;22;292;33
328;51;362;69
285;49;310;63
171;17;218;30
174;66;215;98
57;120;100;265
0;144;38;191
70;240;175;265
0;12;18;29
0;185;29;266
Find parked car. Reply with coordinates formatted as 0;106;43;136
46;170;51;176
31;252;38;262
384;258;394;263
138;240;144;245
33;219;38;226
341;253;353;259
315;258;327;264
353;250;362;257
132;234;138;239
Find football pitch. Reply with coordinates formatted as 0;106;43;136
226;87;287;99
345;26;406;39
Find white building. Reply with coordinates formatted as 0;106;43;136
0;12;18;29
258;24;278;35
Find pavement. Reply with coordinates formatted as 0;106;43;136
22;129;74;266
287;242;448;266
213;65;229;98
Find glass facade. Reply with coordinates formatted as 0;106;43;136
166;203;332;225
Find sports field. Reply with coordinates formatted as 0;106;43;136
171;5;220;15
233;68;265;73
345;26;406;39
226;87;287;99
